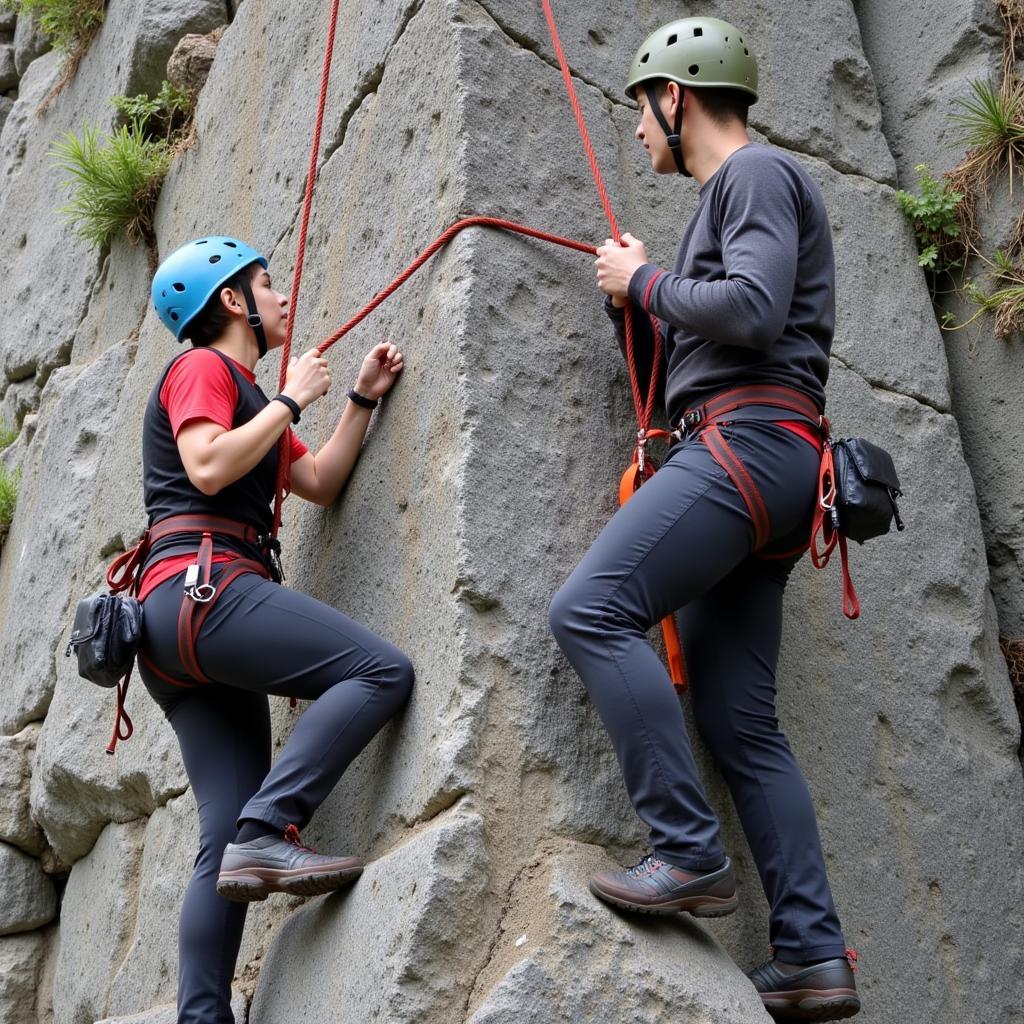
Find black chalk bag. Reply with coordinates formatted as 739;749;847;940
65;592;142;688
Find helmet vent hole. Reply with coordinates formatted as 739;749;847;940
209;254;222;264
172;282;186;292
224;241;237;248
196;240;208;245
667;33;677;46
640;52;649;63
693;27;703;37
689;64;699;75
170;312;179;321
743;48;749;55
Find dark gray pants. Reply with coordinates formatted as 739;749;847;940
549;421;847;962
139;572;414;1024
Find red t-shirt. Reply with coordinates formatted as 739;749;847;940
139;350;309;601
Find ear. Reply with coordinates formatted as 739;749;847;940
666;81;682;116
219;286;244;316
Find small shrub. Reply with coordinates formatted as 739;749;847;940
52;120;170;248
0;421;17;451
112;80;193;144
0;465;20;539
895;164;966;274
0;0;104;54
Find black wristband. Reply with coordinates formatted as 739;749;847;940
273;394;301;424
347;388;378;410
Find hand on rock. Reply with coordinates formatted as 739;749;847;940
354;342;404;401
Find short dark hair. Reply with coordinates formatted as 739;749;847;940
184;262;261;347
654;80;752;127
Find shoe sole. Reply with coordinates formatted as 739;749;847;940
216;864;363;903
588;880;739;918
761;989;861;1021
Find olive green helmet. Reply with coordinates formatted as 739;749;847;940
625;17;758;102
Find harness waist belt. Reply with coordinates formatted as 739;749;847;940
148;513;265;546
680;384;824;435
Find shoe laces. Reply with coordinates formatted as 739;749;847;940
626;853;663;877
283;824;316;853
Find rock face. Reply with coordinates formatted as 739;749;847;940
0;841;57;935
856;1;1024;642
0;2;1022;1024
166;27;224;97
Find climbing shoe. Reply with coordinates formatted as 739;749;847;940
589;853;738;917
216;824;363;902
747;955;861;1021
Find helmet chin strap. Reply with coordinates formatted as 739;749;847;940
643;82;690;178
238;275;268;359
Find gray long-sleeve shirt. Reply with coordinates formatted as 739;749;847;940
607;143;834;425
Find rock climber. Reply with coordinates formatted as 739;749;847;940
138;237;413;1024
548;18;860;1022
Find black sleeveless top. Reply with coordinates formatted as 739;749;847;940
142;348;279;567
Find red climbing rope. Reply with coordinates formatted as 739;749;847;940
539;0;682;689
538;0;663;438
271;0;343;538
315;217;595;355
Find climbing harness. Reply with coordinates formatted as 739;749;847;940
100;514;280;752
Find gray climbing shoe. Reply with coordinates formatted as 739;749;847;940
747;955;861;1021
216;825;363;903
589;853;738;917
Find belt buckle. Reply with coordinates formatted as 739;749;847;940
184;564;216;603
682;408;703;433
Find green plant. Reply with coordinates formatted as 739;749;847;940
0;0;104;54
963;249;1024;339
112;80;193;143
895;164;965;274
0;465;20;538
0;421;17;451
950;78;1024;191
52;120;170;248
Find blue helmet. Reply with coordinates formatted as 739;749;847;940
151;236;268;342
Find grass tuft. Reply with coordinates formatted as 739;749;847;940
0;422;18;451
51;120;171;248
0;465;20;540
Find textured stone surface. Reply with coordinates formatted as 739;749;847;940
0;343;134;736
95;993;247;1024
0;723;45;855
166;27;224;97
0;841;57;935
0;41;17;91
53;820;144;1024
31;635;187;866
473;0;895;185
0;93;13;137
250;810;489;1024
0;0;225;414
12;8;48;76
469;846;767;1022
0;931;47;1023
854;0;1001;184
856;4;1024;638
0;2;1022;1024
105;795;197;1016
